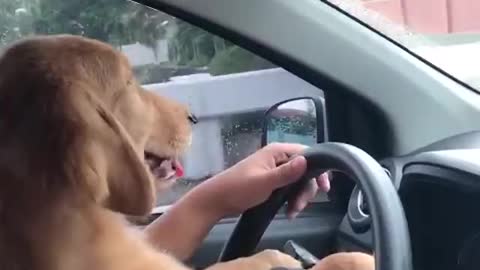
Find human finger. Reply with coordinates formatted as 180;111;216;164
286;178;318;219
264;143;309;163
265;155;308;189
316;172;331;193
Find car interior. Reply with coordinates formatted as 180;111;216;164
137;0;480;269
131;1;480;270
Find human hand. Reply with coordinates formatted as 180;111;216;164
191;143;330;219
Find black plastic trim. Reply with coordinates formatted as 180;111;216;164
401;163;480;193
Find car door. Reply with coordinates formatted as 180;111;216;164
137;0;480;269
128;7;345;267
137;5;346;267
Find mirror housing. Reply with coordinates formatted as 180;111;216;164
261;97;326;146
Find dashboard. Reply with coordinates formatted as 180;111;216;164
336;131;480;270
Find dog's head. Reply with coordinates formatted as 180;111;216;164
0;35;194;216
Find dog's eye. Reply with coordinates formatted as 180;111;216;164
188;113;198;124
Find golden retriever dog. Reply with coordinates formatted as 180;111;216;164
0;34;373;270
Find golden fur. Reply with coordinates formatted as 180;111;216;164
0;34;373;270
313;253;374;270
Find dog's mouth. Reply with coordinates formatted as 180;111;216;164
144;151;184;182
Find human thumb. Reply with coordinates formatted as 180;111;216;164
267;156;307;189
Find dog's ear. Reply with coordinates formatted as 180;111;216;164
77;89;156;216
0;35;156;216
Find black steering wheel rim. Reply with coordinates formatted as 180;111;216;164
218;142;412;270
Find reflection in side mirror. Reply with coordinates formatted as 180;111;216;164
262;97;325;147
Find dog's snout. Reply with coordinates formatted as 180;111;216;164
188;113;198;124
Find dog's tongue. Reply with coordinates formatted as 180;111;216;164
173;159;184;177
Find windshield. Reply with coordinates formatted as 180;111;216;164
326;0;480;91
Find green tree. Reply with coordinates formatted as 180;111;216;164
0;0;276;77
0;0;169;48
168;18;275;75
208;45;275;75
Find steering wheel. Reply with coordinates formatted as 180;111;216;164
218;143;412;270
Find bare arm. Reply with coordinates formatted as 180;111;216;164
144;183;223;261
144;143;330;261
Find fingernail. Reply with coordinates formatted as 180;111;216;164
299;201;308;211
290;156;305;169
290;156;300;167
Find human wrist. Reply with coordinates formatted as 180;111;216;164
144;185;223;260
179;180;227;222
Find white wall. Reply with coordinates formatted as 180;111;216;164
144;68;323;180
120;39;169;66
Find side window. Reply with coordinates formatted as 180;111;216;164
2;0;325;205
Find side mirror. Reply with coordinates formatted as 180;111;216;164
261;97;326;146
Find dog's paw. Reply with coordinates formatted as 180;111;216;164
248;249;302;269
312;252;374;270
207;250;301;270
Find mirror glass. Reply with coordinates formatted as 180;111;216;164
265;98;317;146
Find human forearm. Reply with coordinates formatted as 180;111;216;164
143;143;328;261
144;184;223;261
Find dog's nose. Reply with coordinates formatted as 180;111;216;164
188;113;198;124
